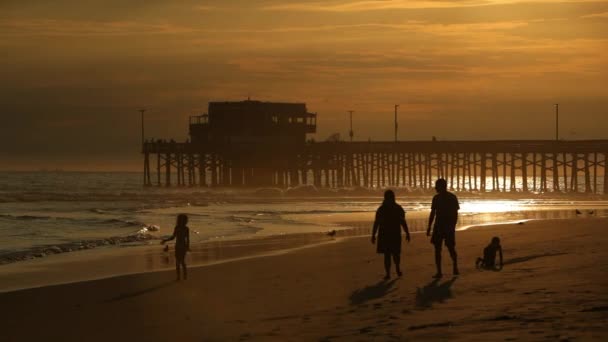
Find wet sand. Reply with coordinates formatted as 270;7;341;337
1;217;607;341
0;232;337;293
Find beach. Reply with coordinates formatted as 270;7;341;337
1;216;607;341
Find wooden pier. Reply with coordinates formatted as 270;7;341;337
142;100;607;193
143;140;608;194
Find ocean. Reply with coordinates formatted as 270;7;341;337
1;172;607;264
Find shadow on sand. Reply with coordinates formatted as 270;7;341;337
503;252;567;266
415;277;457;309
349;279;397;305
105;281;174;303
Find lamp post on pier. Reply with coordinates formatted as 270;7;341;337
139;109;146;146
394;104;399;142
554;104;559;141
139;108;148;187
348;110;354;142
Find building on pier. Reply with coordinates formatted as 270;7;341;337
145;100;318;187
189;100;316;145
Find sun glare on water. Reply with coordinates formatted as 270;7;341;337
459;200;524;213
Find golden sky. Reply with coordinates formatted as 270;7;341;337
1;0;607;170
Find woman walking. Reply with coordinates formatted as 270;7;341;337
372;190;411;280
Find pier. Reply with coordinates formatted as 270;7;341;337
142;101;608;193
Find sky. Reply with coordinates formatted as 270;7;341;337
1;0;607;171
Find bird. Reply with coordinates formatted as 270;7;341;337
327;230;337;237
575;209;582;215
589;210;594;215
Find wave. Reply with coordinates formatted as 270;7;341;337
233;225;264;234
0;214;147;228
90;208;110;214
0;191;210;203
1;188;605;205
0;232;159;265
0;223;259;265
229;209;369;216
0;214;52;221
226;215;257;224
0;187;444;204
178;213;210;218
101;218;146;227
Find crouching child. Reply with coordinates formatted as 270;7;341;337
476;236;503;270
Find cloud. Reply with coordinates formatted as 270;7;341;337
0;19;197;37
263;0;483;12
262;0;598;12
581;11;608;18
244;20;530;33
194;5;219;11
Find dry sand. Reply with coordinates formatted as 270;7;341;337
1;217;607;341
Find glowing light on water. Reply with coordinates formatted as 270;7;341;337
459;200;525;213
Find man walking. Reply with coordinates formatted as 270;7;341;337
427;178;460;278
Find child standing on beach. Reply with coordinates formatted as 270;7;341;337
476;236;503;270
161;214;190;281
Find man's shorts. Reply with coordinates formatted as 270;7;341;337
431;228;456;248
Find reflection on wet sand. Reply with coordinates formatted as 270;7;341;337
338;208;608;237
144;232;335;272
144;208;607;273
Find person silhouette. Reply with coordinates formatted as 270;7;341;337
476;236;503;270
427;179;460;278
372;190;411;280
161;214;191;281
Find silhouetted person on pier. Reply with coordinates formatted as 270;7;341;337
476;237;503;270
372;190;411;280
161;214;190;281
427;179;460;278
